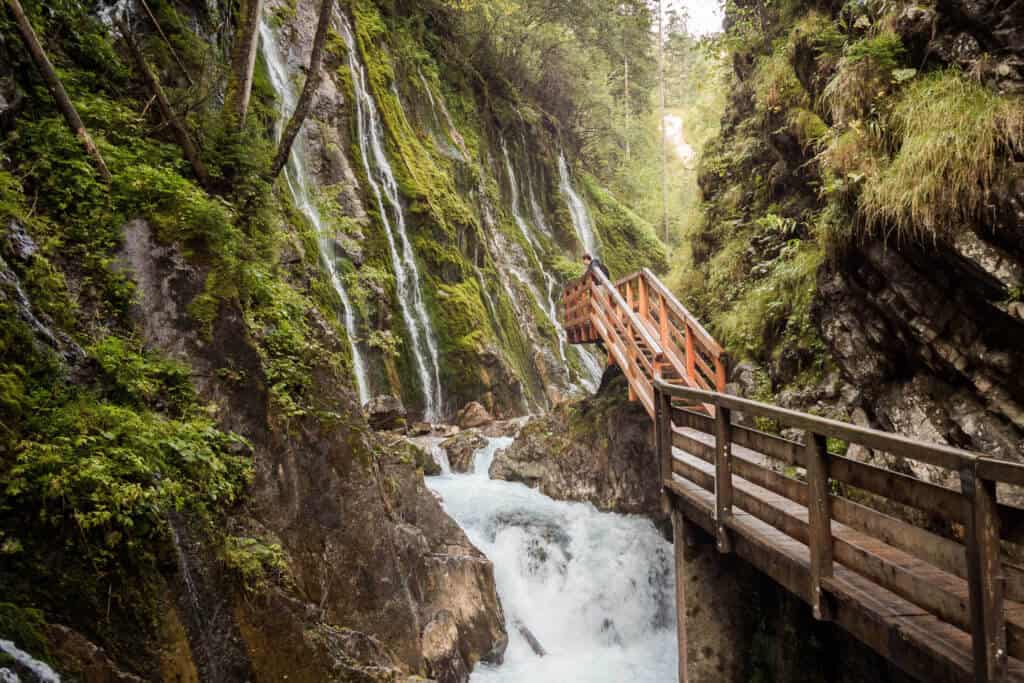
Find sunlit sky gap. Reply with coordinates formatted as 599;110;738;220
669;0;723;35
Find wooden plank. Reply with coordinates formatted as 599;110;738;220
963;467;1009;681
655;380;975;472
715;406;733;553
674;408;805;467
979;458;1024;487
671;448;1024;660
829;452;966;525
806;432;834;620
658;387;673;514
641;268;723;355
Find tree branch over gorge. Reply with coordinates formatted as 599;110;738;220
269;0;335;180
5;0;112;183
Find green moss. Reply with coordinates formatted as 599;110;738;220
0;603;51;664
578;173;668;277
822;31;905;125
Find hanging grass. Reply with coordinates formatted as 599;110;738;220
860;70;1024;239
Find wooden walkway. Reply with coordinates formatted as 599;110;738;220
563;268;1024;682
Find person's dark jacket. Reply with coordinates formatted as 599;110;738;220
586;258;610;281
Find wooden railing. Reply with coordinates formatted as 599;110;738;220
563;268;729;415
655;380;1024;683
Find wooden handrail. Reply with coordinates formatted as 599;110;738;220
653;378;1024;681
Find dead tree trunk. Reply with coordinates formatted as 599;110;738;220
269;0;334;179
228;0;263;126
5;0;112;183
118;19;211;189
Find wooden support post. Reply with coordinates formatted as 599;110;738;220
659;295;670;351
714;404;733;553
962;466;1007;682
806;432;834;621
715;353;729;393
638;276;649;321
684;323;696;386
672;502;690;683
658;385;673;515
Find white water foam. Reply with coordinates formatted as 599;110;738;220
0;640;61;683
427;437;677;682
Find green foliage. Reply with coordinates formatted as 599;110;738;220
754;44;809;113
822;31;905;125
89;337;196;414
716;235;824;361
860;70;1024;238
578;173;668;277
222;536;289;593
0;603;50;664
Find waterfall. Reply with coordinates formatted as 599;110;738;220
338;13;444;422
258;19;371;406
427;437;676;681
502;141;602;389
0;640;62;683
557;153;599;257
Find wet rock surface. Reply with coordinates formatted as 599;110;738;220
117;218;507;680
489;369;664;521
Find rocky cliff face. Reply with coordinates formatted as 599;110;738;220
689;0;1024;485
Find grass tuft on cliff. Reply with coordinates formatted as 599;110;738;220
860;69;1024;239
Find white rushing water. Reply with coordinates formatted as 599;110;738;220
502;141;602;389
259;18;371;405
0;640;61;683
338;13;444;421
427;438;677;682
557;153;599;258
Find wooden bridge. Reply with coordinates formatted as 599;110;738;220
563;267;1024;683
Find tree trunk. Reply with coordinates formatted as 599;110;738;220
5;0;112;183
269;0;335;180
118;19;211;189
228;0;263;127
657;0;669;242
138;0;194;87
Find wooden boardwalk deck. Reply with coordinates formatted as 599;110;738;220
563;267;1024;682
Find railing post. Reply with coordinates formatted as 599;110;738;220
714;403;733;553
638;276;649;321
806;432;834;621
659;295;669;350
962;465;1007;682
684;323;695;386
658;383;674;515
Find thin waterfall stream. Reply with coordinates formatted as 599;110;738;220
259;18;371;406
338;13;444;422
558;153;599;258
426;437;677;682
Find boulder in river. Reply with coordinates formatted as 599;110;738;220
441;431;488;473
364;395;407;431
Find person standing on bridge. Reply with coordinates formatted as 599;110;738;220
582;253;609;352
583;253;610;281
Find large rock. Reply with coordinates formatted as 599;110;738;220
490;370;664;521
441;431;488;473
117;217;507;680
455;401;493;429
364;395;407;431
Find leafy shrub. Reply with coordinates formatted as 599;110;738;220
222;536;289;592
